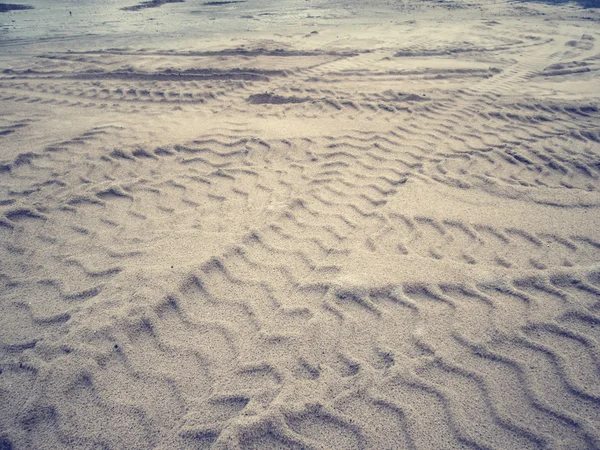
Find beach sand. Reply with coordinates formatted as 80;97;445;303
1;0;600;448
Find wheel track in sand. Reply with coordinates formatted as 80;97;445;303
2;18;600;450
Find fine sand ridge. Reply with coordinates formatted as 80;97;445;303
1;0;600;448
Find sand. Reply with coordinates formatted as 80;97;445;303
1;0;600;448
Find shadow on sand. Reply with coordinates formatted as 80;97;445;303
516;0;599;8
0;4;33;12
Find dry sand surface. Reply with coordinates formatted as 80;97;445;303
1;0;600;448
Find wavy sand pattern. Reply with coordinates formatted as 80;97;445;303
1;0;599;448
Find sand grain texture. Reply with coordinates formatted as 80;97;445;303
1;0;600;448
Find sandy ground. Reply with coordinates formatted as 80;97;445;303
1;0;600;448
